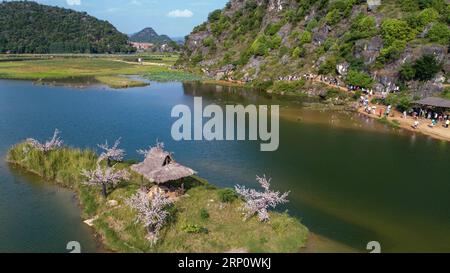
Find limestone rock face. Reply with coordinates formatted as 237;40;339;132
180;0;449;97
336;62;350;76
354;36;383;65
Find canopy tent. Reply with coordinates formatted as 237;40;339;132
413;97;450;109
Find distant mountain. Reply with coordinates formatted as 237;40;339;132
129;27;173;45
0;1;135;54
171;37;186;45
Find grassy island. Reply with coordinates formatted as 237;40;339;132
7;142;308;253
0;54;201;88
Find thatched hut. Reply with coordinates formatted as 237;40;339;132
131;145;196;184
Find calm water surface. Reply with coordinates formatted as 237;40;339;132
0;80;449;253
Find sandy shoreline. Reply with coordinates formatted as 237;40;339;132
358;105;450;142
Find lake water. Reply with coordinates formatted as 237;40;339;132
0;80;449;253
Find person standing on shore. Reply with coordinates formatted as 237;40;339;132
446;119;449;128
386;105;392;117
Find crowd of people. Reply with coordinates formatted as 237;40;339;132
409;108;450;129
276;71;450;132
318;75;342;86
359;94;450;130
276;73;344;89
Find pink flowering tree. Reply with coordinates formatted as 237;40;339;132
235;175;290;222
98;138;125;167
27;129;63;154
127;189;172;245
137;140;165;158
81;164;129;198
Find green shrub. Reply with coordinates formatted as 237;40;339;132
217;188;238;203
381;19;413;46
318;56;337;75
253;80;274;91
412;54;442;81
442;87;450;99
348;57;365;71
400;0;420;12
326;9;341;26
191;53;203;65
306;18;318;31
202;37;214;47
269;35;282;49
236;50;251;66
377;40;407;64
265;22;284;36
192;23;207;33
427;23;450;45
292;46;305;58
249;34;283;56
385;93;413;112
324;88;348;100
350;14;377;39
399;63;416;81
299;31;312;45
181;224;208;234
398;55;443;82
418;0;447;13
406;7;440;31
250;36;272;56
323;38;336;52
208;9;222;22
200;208;210;220
345;70;373;88
271;80;306;94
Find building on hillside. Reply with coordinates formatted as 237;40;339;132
130;42;153;51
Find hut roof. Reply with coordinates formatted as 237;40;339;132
414;97;450;109
131;146;196;184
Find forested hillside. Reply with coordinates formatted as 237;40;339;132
179;0;450;98
129;27;173;44
0;1;135;54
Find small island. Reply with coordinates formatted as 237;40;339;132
6;130;308;253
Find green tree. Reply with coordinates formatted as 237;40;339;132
399;63;416;81
345;70;373;88
413;54;442;81
0;2;134;54
326;9;341;26
381;19;413;46
426;23;450;45
250;36;269;56
292;46;304;58
208;9;222;22
407;7;439;30
318;57;338;75
378;40;407;63
299;31;312;45
306;18;319;31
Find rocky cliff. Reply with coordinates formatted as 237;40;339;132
179;0;450;97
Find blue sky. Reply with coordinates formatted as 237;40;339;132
21;0;229;37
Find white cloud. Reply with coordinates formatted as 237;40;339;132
167;9;193;18
66;0;81;5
